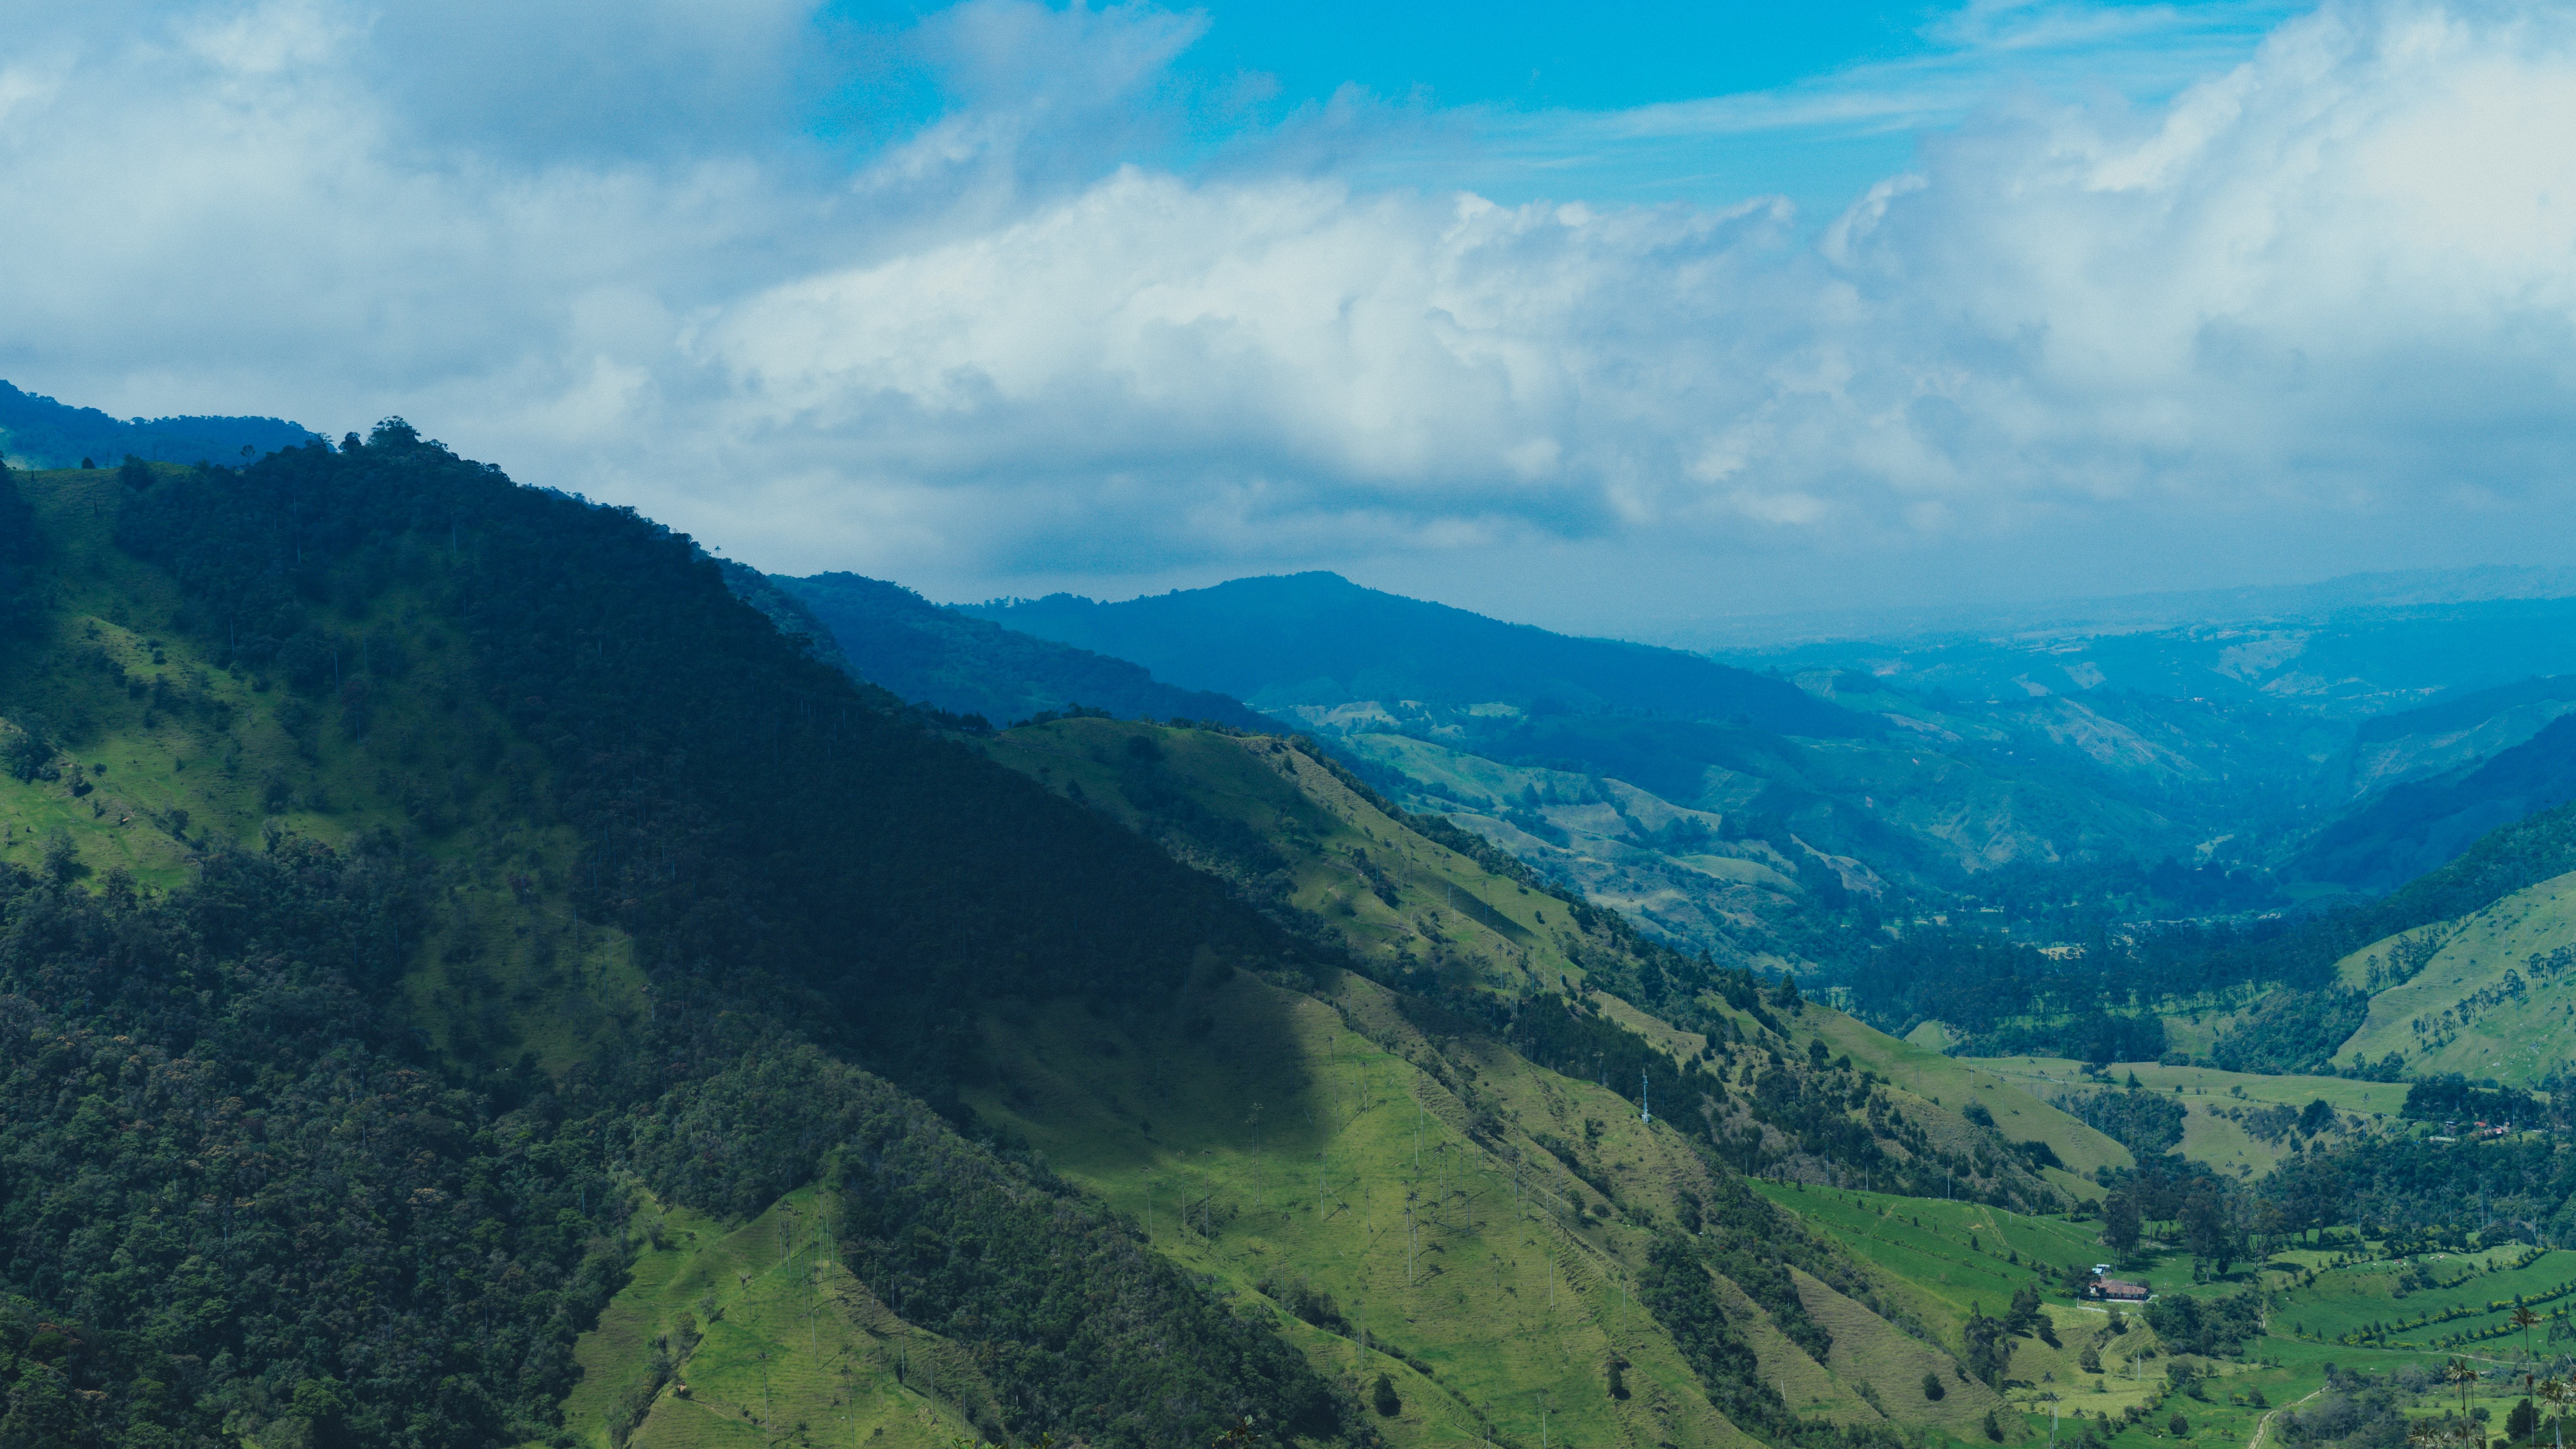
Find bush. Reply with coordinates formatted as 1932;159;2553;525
1371;1374;1400;1417
1923;1372;1948;1401
1985;1410;2005;1441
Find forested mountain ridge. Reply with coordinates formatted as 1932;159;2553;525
0;442;1372;1449
0;380;316;469
968;572;1861;736
777;570;1275;731
0;440;2114;1449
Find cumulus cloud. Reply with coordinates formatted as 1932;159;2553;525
0;0;2570;622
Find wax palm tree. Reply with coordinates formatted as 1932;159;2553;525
2516;1307;2544;1361
2450;1359;2481;1419
2537;1376;2570;1449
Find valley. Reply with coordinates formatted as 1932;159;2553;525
4;444;2575;1449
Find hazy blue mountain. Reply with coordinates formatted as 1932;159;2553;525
1715;595;2576;718
0;379;318;467
2291;712;2576;890
778;571;1274;730
2332;674;2576;801
966;571;1864;736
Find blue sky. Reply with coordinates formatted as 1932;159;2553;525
2;0;2573;637
826;0;2300;216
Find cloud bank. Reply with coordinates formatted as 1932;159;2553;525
1;0;2571;626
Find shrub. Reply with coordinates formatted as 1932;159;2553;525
1371;1374;1400;1417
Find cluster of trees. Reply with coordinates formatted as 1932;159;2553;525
625;1040;1364;1449
2052;1085;2189;1157
0;465;40;636
0;840;628;1449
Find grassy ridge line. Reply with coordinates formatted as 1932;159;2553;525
549;1187;986;1449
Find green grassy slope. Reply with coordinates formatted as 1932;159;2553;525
982;719;1589;994
2329;870;2576;1087
988;717;2126;1205
968;716;2188;1446
553;1189;982;1449
1963;1059;2410;1178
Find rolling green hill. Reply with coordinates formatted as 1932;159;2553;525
2328;869;2576;1088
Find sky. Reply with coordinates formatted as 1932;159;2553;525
1;0;2571;639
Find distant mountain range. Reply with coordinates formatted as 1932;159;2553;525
2292;712;2576;891
770;571;1275;731
0;379;317;468
965;571;1860;735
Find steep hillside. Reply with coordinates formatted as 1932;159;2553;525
0;446;1380;1449
0;442;2158;1449
2289;714;2576;890
780;571;1274;731
960;714;2168;1441
2336;673;2576;800
2327;870;2576;1088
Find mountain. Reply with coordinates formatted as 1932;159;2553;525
967;574;2271;962
0;440;1365;1449
14;423;2574;1449
0;377;318;468
967;572;1863;735
775;570;1273;730
1707;591;2576;718
2289;714;2576;891
2334;674;2576;801
3;438;2136;1449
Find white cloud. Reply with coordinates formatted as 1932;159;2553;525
0;0;2572;623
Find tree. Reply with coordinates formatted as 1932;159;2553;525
2299;1099;2336;1136
1370;1373;1400;1418
2171;1416;2191;1438
2104;1190;2143;1253
2514;1306;2541;1359
2510;1399;2539;1446
1923;1373;1948;1402
1965;1305;2014;1388
2180;1190;2232;1273
2006;1284;2045;1337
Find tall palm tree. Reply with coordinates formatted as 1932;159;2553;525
2516;1307;2544;1361
2536;1376;2570;1449
2449;1360;2482;1423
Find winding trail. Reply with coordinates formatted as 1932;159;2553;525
2249;1385;2325;1449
